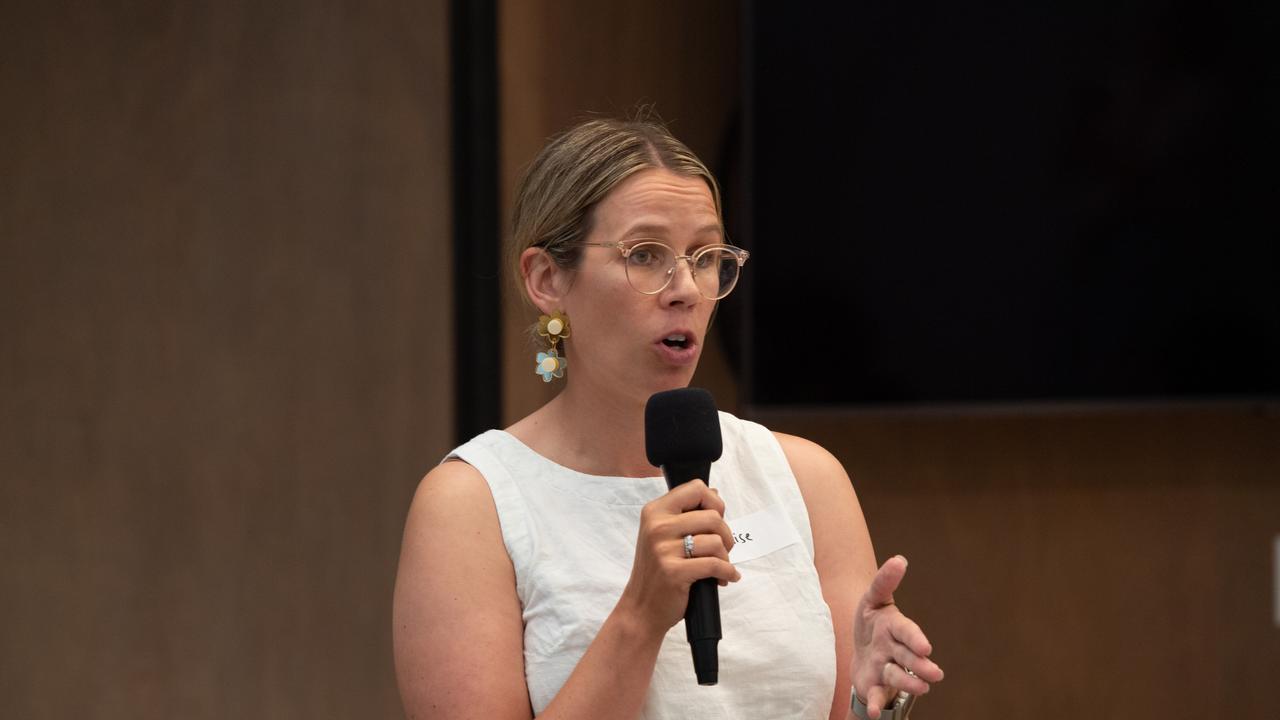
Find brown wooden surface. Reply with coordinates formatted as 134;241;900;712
757;404;1280;717
0;3;450;717
498;0;744;427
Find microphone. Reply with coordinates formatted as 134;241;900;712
644;387;724;686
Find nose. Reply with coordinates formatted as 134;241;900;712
660;256;702;306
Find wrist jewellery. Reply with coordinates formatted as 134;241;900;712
851;689;916;720
851;665;918;720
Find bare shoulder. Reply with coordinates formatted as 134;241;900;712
406;458;495;523
397;460;507;569
772;431;853;497
393;459;531;719
397;459;515;601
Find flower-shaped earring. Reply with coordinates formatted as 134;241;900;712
535;348;567;382
537;310;571;346
534;310;571;382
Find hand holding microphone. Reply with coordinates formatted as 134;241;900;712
618;478;738;637
616;388;737;686
642;387;731;686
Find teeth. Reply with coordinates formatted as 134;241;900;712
666;334;687;342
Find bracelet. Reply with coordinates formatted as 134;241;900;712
851;689;917;720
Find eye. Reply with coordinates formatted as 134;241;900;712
626;244;666;268
693;246;727;270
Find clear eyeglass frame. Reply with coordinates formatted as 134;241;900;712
581;240;751;300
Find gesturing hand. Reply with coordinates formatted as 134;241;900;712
851;556;944;719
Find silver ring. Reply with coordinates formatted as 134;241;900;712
885;661;917;680
683;534;695;558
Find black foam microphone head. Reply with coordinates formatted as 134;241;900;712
645;388;723;467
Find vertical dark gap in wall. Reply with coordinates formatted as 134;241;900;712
738;0;758;413
450;0;501;443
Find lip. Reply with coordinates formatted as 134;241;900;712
653;328;700;366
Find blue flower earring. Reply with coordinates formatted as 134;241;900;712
534;310;570;382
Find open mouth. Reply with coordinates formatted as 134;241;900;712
661;334;691;350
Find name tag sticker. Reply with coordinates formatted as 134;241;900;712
727;505;802;565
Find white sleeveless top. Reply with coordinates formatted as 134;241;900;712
447;412;836;718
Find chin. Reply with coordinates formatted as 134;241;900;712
654;368;698;394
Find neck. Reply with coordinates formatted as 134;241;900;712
510;375;665;478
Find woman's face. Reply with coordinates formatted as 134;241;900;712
558;167;722;404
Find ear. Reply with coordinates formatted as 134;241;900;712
520;246;572;315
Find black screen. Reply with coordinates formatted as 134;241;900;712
741;1;1279;406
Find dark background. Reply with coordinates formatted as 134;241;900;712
743;1;1279;406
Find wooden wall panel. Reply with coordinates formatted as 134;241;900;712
758;405;1280;717
0;3;450;717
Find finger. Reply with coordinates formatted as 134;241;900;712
681;556;740;584
715;520;734;555
664;479;717;513
883;656;932;695
889;642;944;684
864;555;908;608
685;533;730;561
701;487;726;516
865;686;892;719
667;508;727;532
669;509;734;551
888;614;934;658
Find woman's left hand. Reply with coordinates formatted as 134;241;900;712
851;555;944;718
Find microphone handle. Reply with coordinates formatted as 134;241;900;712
686;578;721;686
660;461;712;492
662;460;721;686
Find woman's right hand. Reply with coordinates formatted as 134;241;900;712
616;480;742;638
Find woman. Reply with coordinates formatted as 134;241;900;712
393;117;943;719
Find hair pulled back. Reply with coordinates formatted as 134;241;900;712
507;116;722;302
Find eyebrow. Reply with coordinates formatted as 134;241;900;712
621;223;724;239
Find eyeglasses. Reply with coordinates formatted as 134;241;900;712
582;241;750;300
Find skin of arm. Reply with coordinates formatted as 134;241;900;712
774;432;879;720
393;461;732;720
392;460;535;719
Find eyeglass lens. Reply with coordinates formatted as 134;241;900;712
624;242;741;299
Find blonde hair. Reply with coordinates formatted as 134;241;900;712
507;116;723;303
